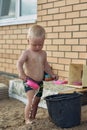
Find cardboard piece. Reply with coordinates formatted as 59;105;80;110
68;63;87;88
82;65;87;87
68;63;83;85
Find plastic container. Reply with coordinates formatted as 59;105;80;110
44;92;82;128
26;80;39;90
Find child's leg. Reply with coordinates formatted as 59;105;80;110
30;96;40;119
25;90;35;124
29;81;43;120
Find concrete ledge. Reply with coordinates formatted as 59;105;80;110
0;83;8;99
8;79;75;108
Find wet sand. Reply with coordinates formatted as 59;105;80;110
0;97;87;130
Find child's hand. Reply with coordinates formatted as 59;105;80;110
51;74;58;80
19;74;27;81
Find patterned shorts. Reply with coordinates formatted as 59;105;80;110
23;77;43;97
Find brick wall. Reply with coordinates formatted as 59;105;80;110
0;0;87;80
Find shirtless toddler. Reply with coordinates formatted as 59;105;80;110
17;25;58;124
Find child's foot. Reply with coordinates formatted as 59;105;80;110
25;119;33;125
31;118;36;123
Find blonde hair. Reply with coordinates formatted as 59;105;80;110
27;25;45;40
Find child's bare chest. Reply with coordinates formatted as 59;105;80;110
28;52;45;65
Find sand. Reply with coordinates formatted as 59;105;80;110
0;97;87;130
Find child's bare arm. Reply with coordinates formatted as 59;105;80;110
44;61;58;80
17;51;28;81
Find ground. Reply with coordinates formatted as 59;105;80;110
0;98;87;130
